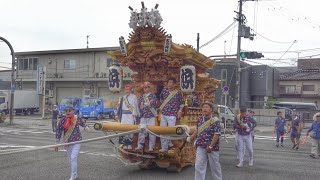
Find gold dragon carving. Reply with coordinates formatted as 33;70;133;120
116;26;219;104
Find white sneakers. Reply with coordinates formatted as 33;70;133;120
236;159;254;167
249;159;254;167
236;162;243;168
69;175;78;180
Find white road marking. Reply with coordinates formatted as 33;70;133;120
0;145;36;149
0;128;51;135
225;135;290;141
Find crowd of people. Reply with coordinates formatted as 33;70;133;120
49;78;320;180
274;110;320;157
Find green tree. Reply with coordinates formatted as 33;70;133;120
265;96;277;109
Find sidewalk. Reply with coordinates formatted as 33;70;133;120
0;115;51;130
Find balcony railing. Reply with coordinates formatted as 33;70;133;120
279;90;302;95
17;69;132;81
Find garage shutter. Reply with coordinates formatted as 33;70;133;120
57;87;82;104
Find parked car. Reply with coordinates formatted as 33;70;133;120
217;105;235;129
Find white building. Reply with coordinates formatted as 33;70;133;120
15;47;131;105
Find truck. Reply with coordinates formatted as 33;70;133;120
0;90;40;115
79;98;117;120
58;97;82;115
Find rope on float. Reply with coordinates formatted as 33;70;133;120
0;129;139;155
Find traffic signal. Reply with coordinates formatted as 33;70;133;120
240;51;264;60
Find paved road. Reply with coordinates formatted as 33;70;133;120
0;117;319;180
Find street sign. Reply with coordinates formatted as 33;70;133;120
222;86;229;94
37;65;44;95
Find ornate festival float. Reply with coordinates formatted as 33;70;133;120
94;2;220;172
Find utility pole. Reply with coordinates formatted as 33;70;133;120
224;40;227;59
0;36;15;125
235;0;243;109
196;33;200;52
41;67;46;119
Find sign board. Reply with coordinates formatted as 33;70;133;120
37;65;44;95
222;86;229;94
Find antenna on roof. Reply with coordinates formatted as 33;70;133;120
86;35;90;48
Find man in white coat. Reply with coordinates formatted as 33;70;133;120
116;84;140;149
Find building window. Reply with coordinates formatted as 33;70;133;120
302;85;315;91
280;85;296;94
18;58;38;70
106;58;120;67
64;60;76;69
221;69;227;81
106;58;113;67
221;69;227;88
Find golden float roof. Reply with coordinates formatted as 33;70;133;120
109;27;215;69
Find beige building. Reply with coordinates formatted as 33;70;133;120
0;70;11;90
279;69;320;106
15;47;131;105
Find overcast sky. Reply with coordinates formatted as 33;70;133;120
1;0;320;70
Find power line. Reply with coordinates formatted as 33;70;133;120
253;0;259;37
200;21;237;49
297;53;320;59
272;40;298;66
242;47;320;53
248;53;320;66
245;59;269;66
251;28;295;44
228;1;241;55
264;2;320;30
268;1;320;25
228;23;236;55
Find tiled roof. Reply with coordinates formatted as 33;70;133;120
15;47;119;56
276;66;298;75
280;69;320;81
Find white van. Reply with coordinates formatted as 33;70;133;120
217;105;235;128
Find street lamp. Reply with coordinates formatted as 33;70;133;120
0;36;16;125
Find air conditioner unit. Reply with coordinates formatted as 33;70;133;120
45;89;54;98
48;90;53;98
83;89;91;98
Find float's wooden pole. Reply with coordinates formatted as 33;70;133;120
94;121;195;135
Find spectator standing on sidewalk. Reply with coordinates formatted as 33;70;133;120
48;105;59;132
306;112;320;158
